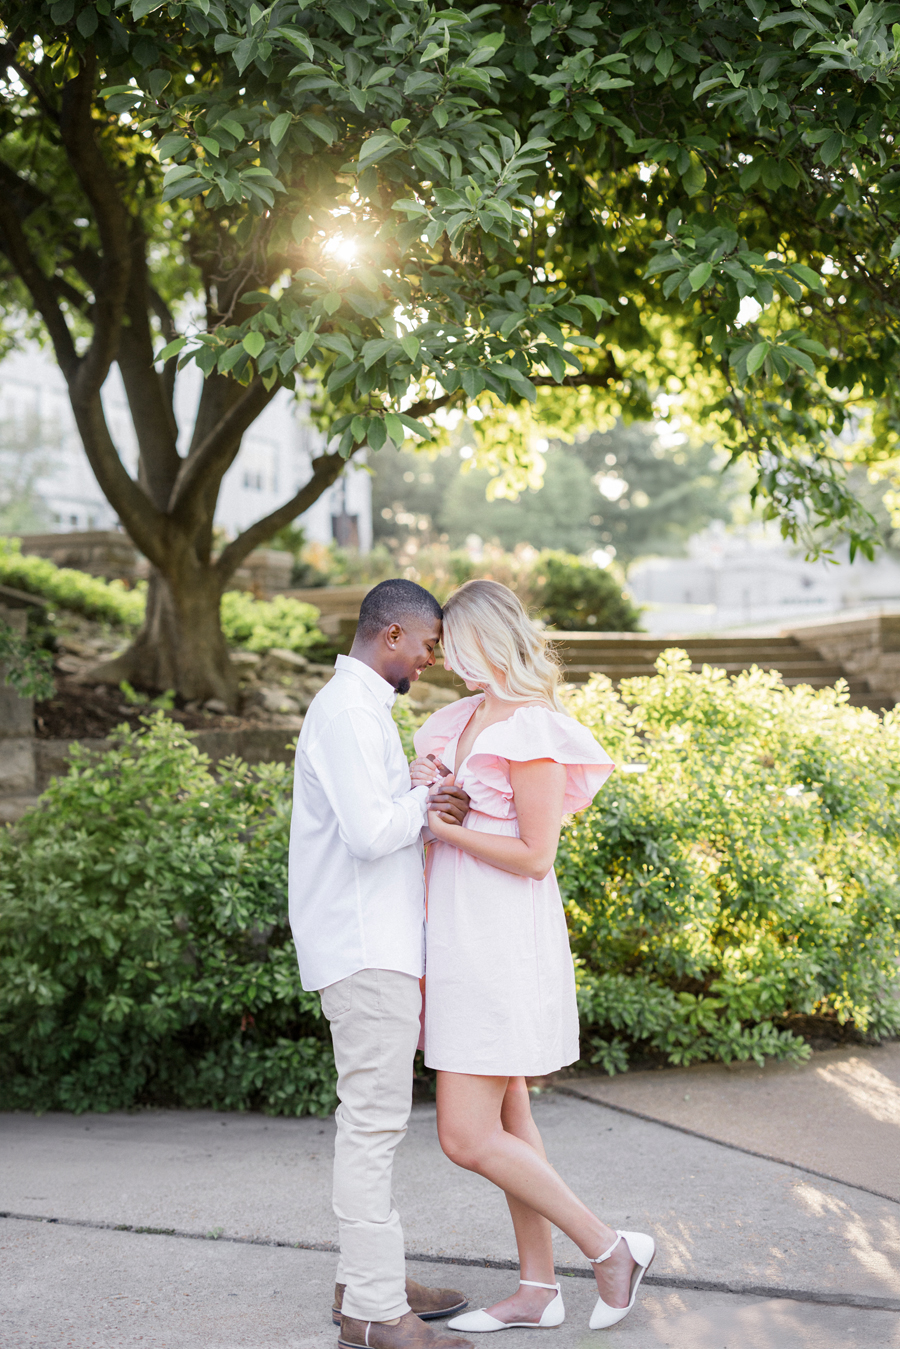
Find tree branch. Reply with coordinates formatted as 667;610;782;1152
214;449;347;584
168;376;280;527
148;283;180;413
59;53;132;399
67;392;170;569
0;190;79;377
116;220;182;511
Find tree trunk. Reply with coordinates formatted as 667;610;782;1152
90;563;238;708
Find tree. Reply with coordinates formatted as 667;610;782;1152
0;0;601;704
2;0;899;700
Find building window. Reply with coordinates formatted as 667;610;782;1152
243;471;263;490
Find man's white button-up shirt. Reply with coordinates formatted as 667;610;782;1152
288;653;429;992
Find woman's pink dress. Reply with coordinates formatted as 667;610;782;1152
413;696;615;1077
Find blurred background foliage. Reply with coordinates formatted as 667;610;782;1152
369;419;741;566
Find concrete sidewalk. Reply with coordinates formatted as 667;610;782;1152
2;1048;900;1348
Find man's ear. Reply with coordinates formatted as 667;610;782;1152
385;622;402;648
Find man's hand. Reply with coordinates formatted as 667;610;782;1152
428;772;470;826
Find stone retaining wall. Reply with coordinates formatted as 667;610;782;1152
782;609;900;704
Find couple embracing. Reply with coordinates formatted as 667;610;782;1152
288;578;655;1349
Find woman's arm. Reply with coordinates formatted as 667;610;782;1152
427;758;567;880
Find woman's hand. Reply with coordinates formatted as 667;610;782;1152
411;755;440;788
411;752;452;789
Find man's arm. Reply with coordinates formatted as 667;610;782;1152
307;706;428;863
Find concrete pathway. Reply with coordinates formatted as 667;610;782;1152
2;1050;899;1348
564;1042;900;1203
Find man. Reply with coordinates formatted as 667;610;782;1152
289;578;474;1349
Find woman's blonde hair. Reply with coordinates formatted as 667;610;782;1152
441;579;566;713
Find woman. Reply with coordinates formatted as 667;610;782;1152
410;580;654;1333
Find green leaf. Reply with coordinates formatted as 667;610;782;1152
270;112;292;146
242;331;266;358
575;295;613;321
746;342;769;375
398;413;432;439
233;37;258;75
156;336;187;363
294;331;318;362
790;264;826;293
384;411;405;445
688;262;713;291
682;155;707;197
317;333;355;361
367;418;387;451
300;113;336;145
819;133;843;167
391;119;411;134
77;8;99;36
400;334;420;361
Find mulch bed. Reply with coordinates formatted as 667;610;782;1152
34;675;247;741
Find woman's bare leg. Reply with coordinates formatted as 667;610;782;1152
436;1071;636;1310
479;1078;559;1324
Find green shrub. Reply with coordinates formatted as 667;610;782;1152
0;620;54;700
4;653;899;1115
530;551;641;631
0;715;336;1116
561;652;900;1071
0;538;326;655
0;536;145;628
219;590;325;654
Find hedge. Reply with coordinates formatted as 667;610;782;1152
2;653;898;1115
0;536;325;654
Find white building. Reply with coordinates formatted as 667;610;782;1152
0;344;371;550
629;520;900;634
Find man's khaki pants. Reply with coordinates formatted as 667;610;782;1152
319;968;422;1323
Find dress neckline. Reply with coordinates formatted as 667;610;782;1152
449;696;548;773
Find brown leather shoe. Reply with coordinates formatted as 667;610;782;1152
332;1280;468;1327
339;1310;474;1349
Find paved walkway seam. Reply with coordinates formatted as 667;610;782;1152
557;1084;900;1207
3;1210;898;1315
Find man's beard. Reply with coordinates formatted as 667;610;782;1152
396;676;411;695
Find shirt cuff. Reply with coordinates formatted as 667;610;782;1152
409;783;429;821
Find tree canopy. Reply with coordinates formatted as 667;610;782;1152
1;0;900;695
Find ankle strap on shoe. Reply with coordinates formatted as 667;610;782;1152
519;1279;560;1291
589;1232;622;1265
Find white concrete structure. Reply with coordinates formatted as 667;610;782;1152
629;520;900;635
0;345;371;550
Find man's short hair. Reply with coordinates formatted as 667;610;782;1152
356;578;442;641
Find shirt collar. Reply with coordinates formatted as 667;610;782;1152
335;653;398;707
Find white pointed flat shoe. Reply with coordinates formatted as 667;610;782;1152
588;1230;655;1330
448;1280;564;1333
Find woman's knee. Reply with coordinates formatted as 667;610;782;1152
437;1120;484;1171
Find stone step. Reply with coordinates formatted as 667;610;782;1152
564;661;850;680
552;634;804;651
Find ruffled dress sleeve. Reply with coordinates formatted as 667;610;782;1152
413;694;483;765
467;705;614;816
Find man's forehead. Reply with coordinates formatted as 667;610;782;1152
399;615;442;639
